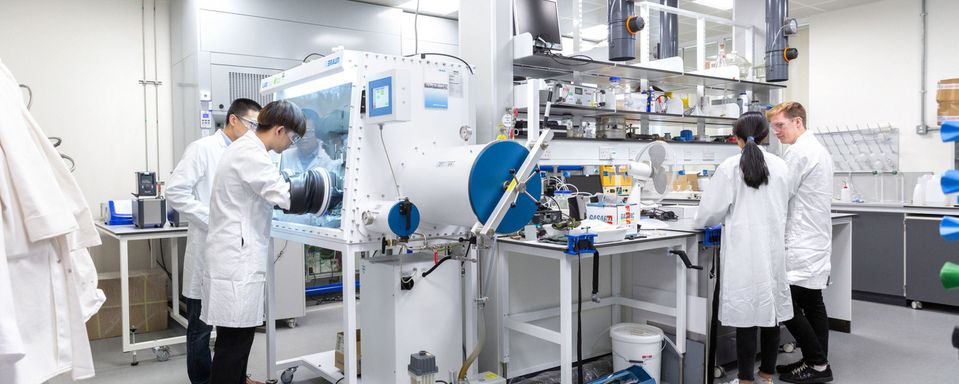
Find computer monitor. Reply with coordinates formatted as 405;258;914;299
513;0;563;51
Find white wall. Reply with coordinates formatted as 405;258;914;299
0;0;172;272
807;0;959;174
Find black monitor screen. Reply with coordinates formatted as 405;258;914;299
514;0;563;49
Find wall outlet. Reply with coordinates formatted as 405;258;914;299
599;146;616;160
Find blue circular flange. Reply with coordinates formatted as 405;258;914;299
387;201;420;238
468;141;542;234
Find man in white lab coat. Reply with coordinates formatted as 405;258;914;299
769;102;836;384
165;98;261;384
203;100;333;384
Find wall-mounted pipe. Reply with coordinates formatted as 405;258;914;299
609;0;643;61
918;0;930;134
659;0;678;59
765;0;789;82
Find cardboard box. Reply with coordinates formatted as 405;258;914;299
86;269;168;340
334;330;361;374
937;78;959;125
586;202;639;226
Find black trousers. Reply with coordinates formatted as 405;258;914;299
736;326;780;381
783;285;829;365
209;326;256;384
186;298;213;384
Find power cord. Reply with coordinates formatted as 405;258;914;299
404;52;475;75
378;124;402;197
413;0;420;55
303;52;326;62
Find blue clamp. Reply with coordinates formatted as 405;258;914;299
565;233;598;255
704;225;722;246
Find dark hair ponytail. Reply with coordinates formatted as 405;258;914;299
734;112;770;189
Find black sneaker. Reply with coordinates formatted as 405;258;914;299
780;364;833;383
776;360;805;374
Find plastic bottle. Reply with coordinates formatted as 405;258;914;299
840;180;852;202
608;76;625;110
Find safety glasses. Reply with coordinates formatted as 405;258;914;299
286;129;302;145
238;116;258;131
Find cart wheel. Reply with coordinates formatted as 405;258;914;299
713;366;726;378
782;342;796;353
281;367;297;384
153;346;171;362
911;300;923;310
286;319;298;328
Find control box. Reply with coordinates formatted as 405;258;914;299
199;110;213;129
547;81;603;108
366;69;411;124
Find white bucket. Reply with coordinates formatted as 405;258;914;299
610;323;664;383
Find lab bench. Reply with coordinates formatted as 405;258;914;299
830;202;959;308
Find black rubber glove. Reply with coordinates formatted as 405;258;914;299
282;171;312;214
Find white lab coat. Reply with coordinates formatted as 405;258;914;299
694;149;794;327
165;130;230;299
0;59;103;382
201;131;291;328
783;130;834;289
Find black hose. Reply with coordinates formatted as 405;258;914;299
422;256;453;278
577;252;584;384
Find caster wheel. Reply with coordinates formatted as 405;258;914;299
153;346;171;362
713;366;726;378
911;300;923;310
783;342;796;353
281;367;297;384
286;319;298;328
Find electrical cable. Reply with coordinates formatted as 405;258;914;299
302;52;326;62
414;0;420;55
379;125;402;197
18;84;32;110
404;52;475;75
577;251;584;384
545;51;594;67
273;240;289;264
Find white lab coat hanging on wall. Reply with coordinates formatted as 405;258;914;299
0;59;103;383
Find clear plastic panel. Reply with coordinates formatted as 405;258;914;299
273;82;352;228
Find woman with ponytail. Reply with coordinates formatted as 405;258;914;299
694;112;794;384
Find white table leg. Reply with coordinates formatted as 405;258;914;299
121;239;131;353
560;252;572;384
170;237;182;325
266;238;278;381
498;242;511;376
612;254;622;323
343;245;358;383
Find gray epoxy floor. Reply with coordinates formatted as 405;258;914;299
50;300;959;383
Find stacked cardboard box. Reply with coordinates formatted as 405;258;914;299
937;78;959;125
334;330;361;374
86;269;168;340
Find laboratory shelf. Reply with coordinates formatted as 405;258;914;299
513;52;786;94
513;134;739;146
519;104;738;126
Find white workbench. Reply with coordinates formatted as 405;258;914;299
494;213;855;384
94;222;189;355
495;229;700;384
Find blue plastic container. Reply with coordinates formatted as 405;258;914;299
586;365;656;384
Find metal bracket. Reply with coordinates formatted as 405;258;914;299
474;129;555;246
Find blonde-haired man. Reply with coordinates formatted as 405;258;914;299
768;102;835;384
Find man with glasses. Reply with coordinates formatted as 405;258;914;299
203;100;319;384
768;102;836;384
165;98;261;384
